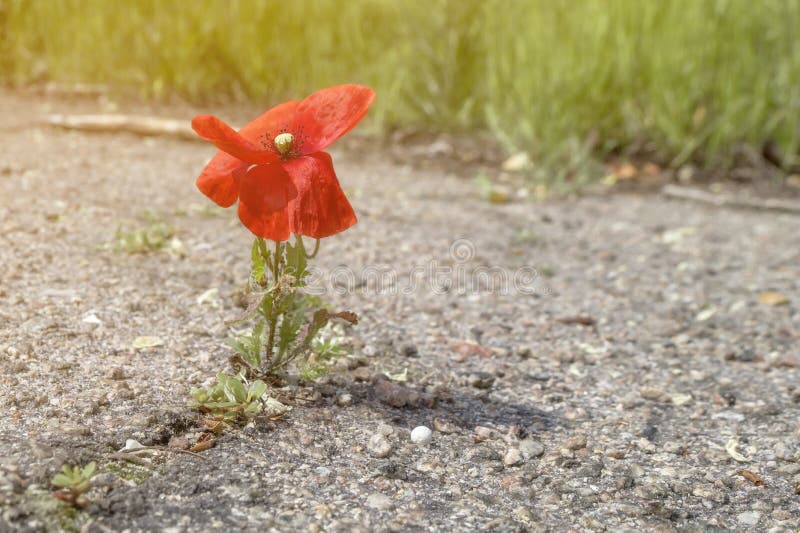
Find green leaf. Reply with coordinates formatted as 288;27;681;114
251;238;266;282
284;237;308;280
248;380;267;401
220;374;247;403
51;474;73;487
82;462;96;479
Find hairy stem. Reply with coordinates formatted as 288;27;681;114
263;240;283;372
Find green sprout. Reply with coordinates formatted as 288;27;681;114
112;222;181;254
189;373;269;424
51;462;97;508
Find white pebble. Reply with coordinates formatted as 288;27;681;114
410;426;432;445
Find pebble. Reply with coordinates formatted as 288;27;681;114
401;343;419;357
737;511;760;527
351;367;373;382
432;417;459;434
640;387;668;401
410;426;433;445
474;426;496;442
366;493;394;511
503;448;523;467
368;433;393;458
565;435;587;450
519;439;545;459
107;367;127;380
467;372;495;389
662;441;682;454
374;380;410;408
336;393;353;407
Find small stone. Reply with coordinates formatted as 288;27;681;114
377;461;407;480
334;357;360;371
374;380;410;408
366;493;394;511
466;446;502;463
368;433;393;458
636;438;657;454
504;448;523;467
565;435;587;450
663;442;683;454
120;439;146;452
107;368;126;380
519;439;545;459
432;417;459;434
352;366;373;382
737;511;760;527
410;426;432;445
474;426;496;442
692;484;728;504
401;344;419;357
167;436;190;450
513;506;534;525
640;387;668;401
336;393;353;407
467;372;495;390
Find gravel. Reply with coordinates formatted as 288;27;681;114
1;90;799;530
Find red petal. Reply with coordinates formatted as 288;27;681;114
192;115;277;164
235;163;295;241
291;85;375;154
194;102;299;207
237;163;297;213
237;201;290;242
196;154;244;207
283;152;357;239
239;100;300;142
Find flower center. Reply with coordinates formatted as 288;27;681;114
274;133;294;157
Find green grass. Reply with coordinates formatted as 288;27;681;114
2;0;799;171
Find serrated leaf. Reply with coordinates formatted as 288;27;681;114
251;239;267;281
225;291;268;325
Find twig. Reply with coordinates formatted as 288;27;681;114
112;445;209;462
46;114;198;141
661;184;800;215
107;452;151;466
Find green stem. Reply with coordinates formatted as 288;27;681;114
263;240;283;373
306;238;321;259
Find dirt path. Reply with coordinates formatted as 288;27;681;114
1;90;799;531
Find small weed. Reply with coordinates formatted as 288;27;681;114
190;373;273;425
50;462;96;509
112;222;181;254
298;330;348;382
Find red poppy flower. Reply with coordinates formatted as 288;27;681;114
192;84;375;241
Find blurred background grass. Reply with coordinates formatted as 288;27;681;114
2;0;799;176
